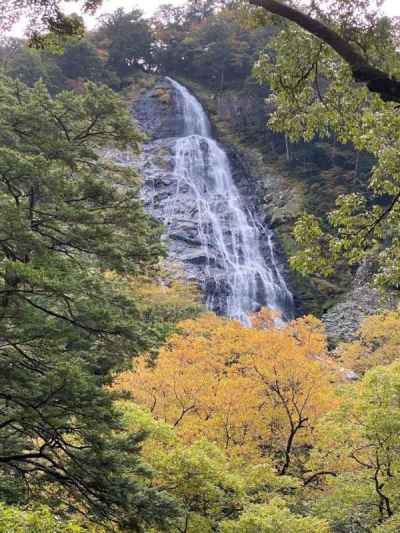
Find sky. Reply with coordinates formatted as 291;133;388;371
104;0;186;17
8;0;400;36
89;0;400;20
57;0;188;25
76;0;400;23
9;0;187;36
75;0;186;22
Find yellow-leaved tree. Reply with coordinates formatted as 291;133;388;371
115;311;338;476
337;309;400;375
309;360;400;530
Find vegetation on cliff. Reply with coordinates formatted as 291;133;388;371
0;1;372;318
1;0;400;532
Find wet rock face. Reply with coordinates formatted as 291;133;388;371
133;80;183;140
323;286;387;346
129;139;215;290
128;78;396;333
322;261;398;346
128;78;294;322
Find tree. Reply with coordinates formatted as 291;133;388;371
186;0;217;22
188;10;254;90
128;262;203;334
247;0;400;103
151;4;193;78
56;39;106;83
0;76;178;529
1;40;64;93
309;361;400;530
119;401;303;533
1;0;99;42
152;2;271;90
0;38;120;93
220;499;330;533
0;504;101;532
94;9;154;79
251;1;400;289
337;309;400;375
115;312;337;475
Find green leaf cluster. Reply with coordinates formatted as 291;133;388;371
253;11;400;288
0;76;179;530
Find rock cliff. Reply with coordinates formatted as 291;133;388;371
119;78;294;321
120;75;396;342
322;261;397;345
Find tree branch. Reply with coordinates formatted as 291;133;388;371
249;0;400;103
303;470;337;486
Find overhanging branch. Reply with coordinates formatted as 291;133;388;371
249;0;400;103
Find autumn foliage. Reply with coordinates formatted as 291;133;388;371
115;311;338;473
337;310;400;375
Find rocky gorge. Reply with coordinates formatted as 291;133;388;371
112;75;395;342
131;77;294;324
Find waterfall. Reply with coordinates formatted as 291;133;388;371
164;78;294;324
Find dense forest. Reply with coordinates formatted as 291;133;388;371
1;0;400;531
1;0;377;313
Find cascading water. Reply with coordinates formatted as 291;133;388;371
163;78;294;324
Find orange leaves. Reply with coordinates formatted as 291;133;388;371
115;311;338;469
337;309;400;375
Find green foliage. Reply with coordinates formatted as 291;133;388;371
119;401;305;533
115;306;400;532
1;0;100;40
374;515;400;532
219;499;330;533
56;40;106;83
309;360;400;529
130;263;204;332
182;10;256;90
253;8;400;289
5;5;400;533
0;76;179;529
1;38;120;94
0;40;65;93
28;14;86;52
94;9;154;79
290;214;337;277
152;1;273;90
0;504;96;532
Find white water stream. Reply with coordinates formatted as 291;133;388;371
166;78;294;324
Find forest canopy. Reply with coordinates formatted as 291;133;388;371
1;0;400;532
